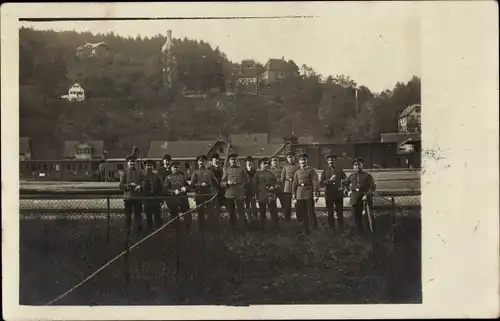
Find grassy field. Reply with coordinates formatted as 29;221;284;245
20;209;421;305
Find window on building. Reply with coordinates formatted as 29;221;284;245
55;164;60;171
42;164;48;170
83;148;90;154
79;163;84;170
219;147;224;153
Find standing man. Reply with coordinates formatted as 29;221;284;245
191;155;218;231
253;157;280;229
343;158;377;234
269;156;284;209
209;153;225;209
119;155;145;234
157;154;172;184
292;153;320;234
281;151;300;221
164;161;192;231
142;159;164;230
221;153;249;230
243;156;258;221
319;154;347;231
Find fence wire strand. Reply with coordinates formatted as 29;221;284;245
45;193;217;305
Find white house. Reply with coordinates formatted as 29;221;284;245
62;83;85;102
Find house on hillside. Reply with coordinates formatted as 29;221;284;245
63;140;105;160
20;137;32;161
379;104;422;168
61;83;85;102
398;104;421;133
260;57;299;84
76;41;109;58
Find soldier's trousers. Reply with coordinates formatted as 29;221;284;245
168;199;192;230
296;199;317;233
281;193;293;220
258;200;279;228
226;198;247;229
325;196;344;229
143;200;162;229
195;195;215;231
124;199;143;234
244;193;258;220
351;202;364;233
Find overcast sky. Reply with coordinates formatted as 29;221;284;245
19;2;421;93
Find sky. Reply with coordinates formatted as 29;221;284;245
19;2;421;93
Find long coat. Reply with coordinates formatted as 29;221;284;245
292;166;319;200
119;168;146;199
343;171;376;205
221;166;249;200
253;169;280;203
281;163;300;193
319;166;347;200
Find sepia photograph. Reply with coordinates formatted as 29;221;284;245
2;1;499;320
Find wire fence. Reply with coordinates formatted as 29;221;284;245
19;190;421;305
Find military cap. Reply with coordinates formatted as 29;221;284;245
258;157;270;165
170;161;180;167
143;159;155;165
352;158;364;164
326;154;338;160
298;153;308;159
210;153;220;160
162;154;172;161
245;156;253;162
270;155;279;160
286;151;296;157
126;155;137;161
196;155;208;161
228;153;239;159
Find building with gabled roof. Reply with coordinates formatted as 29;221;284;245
261;57;299;83
63;140;105;160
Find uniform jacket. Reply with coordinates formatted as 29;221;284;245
142;171;163;197
319;166;347;200
209;165;224;192
269;165;283;190
191;168;218;195
164;172;190;203
157;166;172;185
253;169;280;203
343;171;376;205
221;165;249;199
244;167;257;195
281;163;301;193
292;166;320;200
119;167;146;199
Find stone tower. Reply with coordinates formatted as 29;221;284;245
161;30;174;88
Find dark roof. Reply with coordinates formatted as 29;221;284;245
264;58;290;71
230;133;268;146
233;143;285;158
398;104;421;119
20;137;31;154
380;132;421;144
63;140;105;159
147;140;222;159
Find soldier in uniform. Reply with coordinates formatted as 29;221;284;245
119;155;145;234
292;153;320;233
343;158;377;234
191;155;219;231
157;154;172;184
209;153;225;209
253;157;280;229
243;156;258;221
269;156;284;209
281;151;301;221
141;159;164;230
221;153;249;230
164;161;192;231
319;154;347;231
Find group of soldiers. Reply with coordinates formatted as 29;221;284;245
119;151;376;235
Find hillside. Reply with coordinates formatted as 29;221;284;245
19;27;421;159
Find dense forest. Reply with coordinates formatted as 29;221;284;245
19;27;421;158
